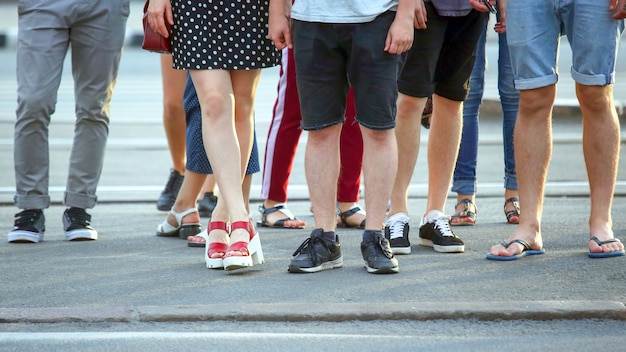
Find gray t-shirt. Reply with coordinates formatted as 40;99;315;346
427;0;472;17
291;0;398;23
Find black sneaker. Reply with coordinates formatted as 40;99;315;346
418;211;464;253
63;207;98;241
288;228;343;273
157;169;184;211
8;209;45;243
361;230;399;274
384;212;411;254
198;191;218;217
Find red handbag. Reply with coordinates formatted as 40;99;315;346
142;0;172;54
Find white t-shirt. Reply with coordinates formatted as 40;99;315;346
291;0;398;23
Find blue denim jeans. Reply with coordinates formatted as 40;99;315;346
451;15;519;195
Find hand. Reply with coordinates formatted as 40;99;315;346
385;0;415;54
414;0;427;29
469;0;493;13
268;0;292;50
610;0;626;19
147;0;173;38
494;0;507;33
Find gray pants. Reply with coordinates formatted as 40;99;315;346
14;0;129;210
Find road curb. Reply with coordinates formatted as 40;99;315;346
1;301;625;323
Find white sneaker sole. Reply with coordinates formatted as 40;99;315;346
8;230;44;243
65;229;98;241
418;238;464;253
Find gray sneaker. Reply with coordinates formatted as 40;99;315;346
288;229;343;273
361;230;399;274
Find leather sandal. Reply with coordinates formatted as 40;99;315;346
223;219;265;271
450;199;477;226
504;197;520;224
336;205;366;229
156;208;201;239
258;204;306;229
205;221;229;269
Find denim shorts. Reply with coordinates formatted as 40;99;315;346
398;2;487;101
292;11;401;131
507;0;624;89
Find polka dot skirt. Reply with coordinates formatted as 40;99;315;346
171;0;280;70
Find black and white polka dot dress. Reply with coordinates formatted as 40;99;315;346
171;0;280;70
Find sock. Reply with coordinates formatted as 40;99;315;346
321;231;336;242
362;229;382;241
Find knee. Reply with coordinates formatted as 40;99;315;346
17;92;55;118
576;85;614;115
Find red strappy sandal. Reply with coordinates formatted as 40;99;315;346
205;221;229;269
222;220;264;271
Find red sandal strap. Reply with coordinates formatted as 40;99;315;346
229;220;251;235
209;221;228;232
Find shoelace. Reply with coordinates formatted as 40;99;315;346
292;235;331;266
433;216;454;237
388;218;407;239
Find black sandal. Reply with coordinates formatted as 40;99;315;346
336;205;366;229
258;204;306;229
450;199;477;226
504;197;520;224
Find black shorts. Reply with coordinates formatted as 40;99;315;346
398;3;488;101
292;11;402;131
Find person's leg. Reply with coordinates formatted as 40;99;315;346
161;54;187;174
578;85;623;255
497;27;521;224
157;54;187;211
61;0;128;241
156;170;204;238
488;85;554;257
388;94;425;217
450;23;486;226
259;47;306;228
189;69;257;250
336;88;366;228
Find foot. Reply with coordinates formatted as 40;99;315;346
504;197;520;224
450;199;477;226
419;210;464;253
8;209;45;243
63;207;98;241
488;227;543;259
288;228;343;273
361;230;399;274
156;169;184;211
197;192;218;217
384;212;411;254
589;233;625;258
336;204;366;229
259;203;306;229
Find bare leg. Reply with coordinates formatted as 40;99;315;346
388;93;425;217
360;127;397;230
189;69;260;249
577;83;624;255
306;124;342;231
425;94;463;214
489;85;555;257
160;55;187;174
167;171;205;226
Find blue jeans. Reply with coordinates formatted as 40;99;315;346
451;15;519;196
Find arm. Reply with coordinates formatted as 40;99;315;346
147;0;173;38
268;0;293;50
385;0;416;54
